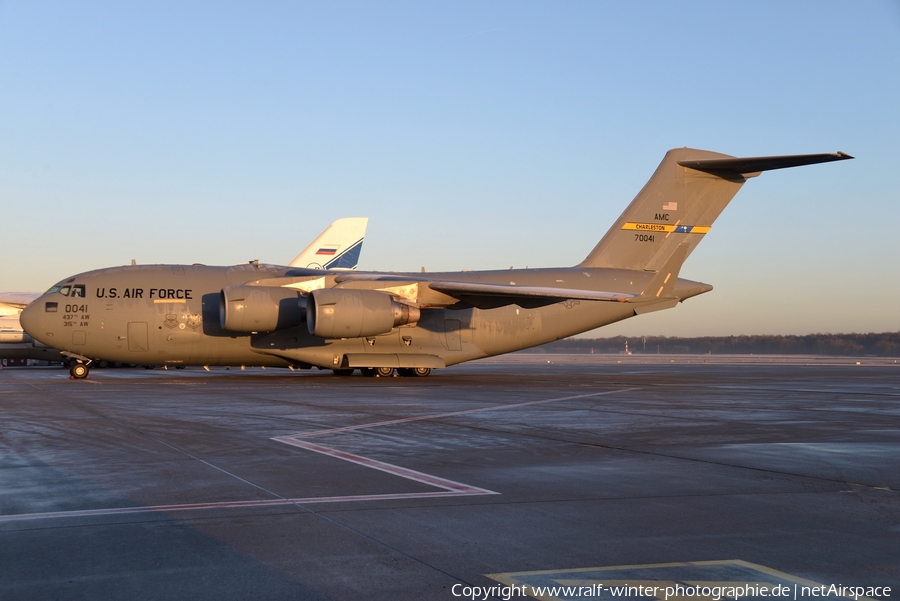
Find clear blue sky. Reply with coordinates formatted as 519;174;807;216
1;2;898;336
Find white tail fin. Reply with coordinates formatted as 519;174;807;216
289;218;369;270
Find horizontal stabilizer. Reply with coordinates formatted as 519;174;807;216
678;152;852;175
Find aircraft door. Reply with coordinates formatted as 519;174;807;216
127;322;149;352
444;319;462;351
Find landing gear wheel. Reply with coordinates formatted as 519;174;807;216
360;368;376;377
398;367;431;377
332;368;355;376
376;367;395;377
70;363;89;379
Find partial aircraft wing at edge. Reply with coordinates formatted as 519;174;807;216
0;292;41;310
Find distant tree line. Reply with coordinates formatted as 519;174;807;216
526;332;900;356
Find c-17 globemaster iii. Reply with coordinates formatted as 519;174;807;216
1;217;369;368
21;148;852;379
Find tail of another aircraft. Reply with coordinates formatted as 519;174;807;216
290;217;369;270
579;148;852;271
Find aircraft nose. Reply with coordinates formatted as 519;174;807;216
19;299;45;339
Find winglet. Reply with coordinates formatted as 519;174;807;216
632;243;689;301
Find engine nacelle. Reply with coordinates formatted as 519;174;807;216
307;288;420;338
219;285;306;333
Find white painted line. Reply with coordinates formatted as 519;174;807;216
273;437;497;495
0;387;634;524
283;388;639;440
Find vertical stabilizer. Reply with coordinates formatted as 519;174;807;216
289;217;369;270
579;149;852;271
579;148;744;271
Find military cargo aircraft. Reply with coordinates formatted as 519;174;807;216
20;149;851;379
11;217;367;373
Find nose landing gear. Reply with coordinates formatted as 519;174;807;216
62;352;93;380
70;362;89;379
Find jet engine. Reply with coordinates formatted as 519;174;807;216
219;285;306;333
307;288;420;338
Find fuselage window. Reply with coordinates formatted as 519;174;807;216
59;286;71;297
70;285;86;298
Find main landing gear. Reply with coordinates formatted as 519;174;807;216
398;367;431;377
360;367;397;378
336;367;433;377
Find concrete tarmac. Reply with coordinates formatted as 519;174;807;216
0;355;897;600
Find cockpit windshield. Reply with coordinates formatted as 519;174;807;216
46;286;60;294
56;284;85;297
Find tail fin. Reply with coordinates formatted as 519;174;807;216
579;149;852;271
289;217;369;270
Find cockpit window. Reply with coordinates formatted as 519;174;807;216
46;286;60;294
59;286;71;297
70;285;85;298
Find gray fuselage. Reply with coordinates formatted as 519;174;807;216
20;263;710;370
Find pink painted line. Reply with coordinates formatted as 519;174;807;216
284;387;639;440
0;499;294;522
0;489;491;524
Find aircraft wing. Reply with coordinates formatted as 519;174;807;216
0;292;41;311
428;281;632;302
333;273;633;307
